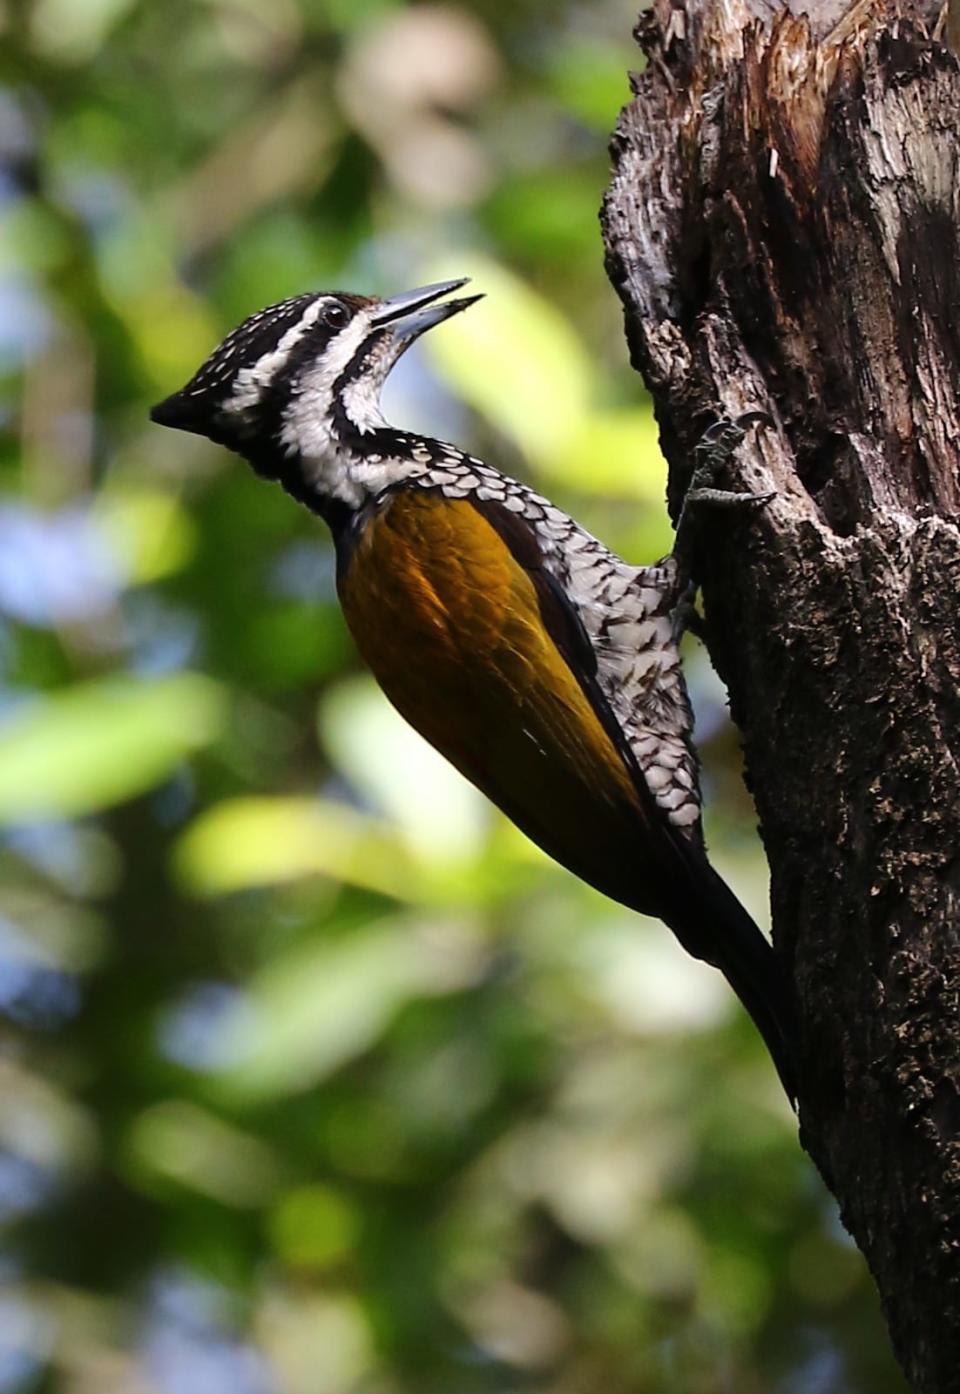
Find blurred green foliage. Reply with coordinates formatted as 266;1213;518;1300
0;2;906;1392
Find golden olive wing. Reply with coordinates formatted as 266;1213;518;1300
337;489;665;909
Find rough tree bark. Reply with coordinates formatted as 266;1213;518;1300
601;2;960;1389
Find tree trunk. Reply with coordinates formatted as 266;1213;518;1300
601;2;960;1389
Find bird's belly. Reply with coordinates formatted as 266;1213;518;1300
337;491;657;908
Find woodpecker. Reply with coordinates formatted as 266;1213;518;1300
152;278;797;1101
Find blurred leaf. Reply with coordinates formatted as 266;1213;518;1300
0;201;73;277
174;788;531;906
701;1246;772;1337
424;257;591;463
237;602;351;690
546;40;634;132
121;282;219;388
568;916;730;1035
319;676;489;867
268;1182;358;1269
96;487;197;582
213;919;485;1099
259;1292;373;1394
550;406;667;499
483;168;606;267
0;674;225;822
0;1057;98;1175
125;1099;288;1206
173;795;420;900
29;0;136;63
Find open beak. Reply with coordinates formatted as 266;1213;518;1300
370;278;483;341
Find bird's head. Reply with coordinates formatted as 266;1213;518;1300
150;279;481;509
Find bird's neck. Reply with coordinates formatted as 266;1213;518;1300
275;409;467;521
274;357;485;514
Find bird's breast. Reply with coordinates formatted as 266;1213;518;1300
336;487;662;909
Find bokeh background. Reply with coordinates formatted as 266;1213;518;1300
0;2;907;1391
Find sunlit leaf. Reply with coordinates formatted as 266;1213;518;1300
0;201;72;278
567;916;730;1034
0;674;224;822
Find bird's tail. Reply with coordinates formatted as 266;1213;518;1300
663;865;799;1106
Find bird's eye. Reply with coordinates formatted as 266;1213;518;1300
323;301;349;328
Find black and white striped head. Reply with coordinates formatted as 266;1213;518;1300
151;279;480;506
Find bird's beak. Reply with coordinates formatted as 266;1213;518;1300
370;278;484;341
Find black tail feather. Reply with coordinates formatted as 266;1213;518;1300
663;863;798;1106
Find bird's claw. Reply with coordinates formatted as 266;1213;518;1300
674;413;775;563
692;411;773;479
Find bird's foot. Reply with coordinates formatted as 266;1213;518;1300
683;485;776;511
674;412;775;561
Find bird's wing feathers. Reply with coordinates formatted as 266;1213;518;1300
473;492;764;962
476;495;692;851
473;493;797;1098
476;495;598;682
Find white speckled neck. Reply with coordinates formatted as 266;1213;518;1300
278;310;425;507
